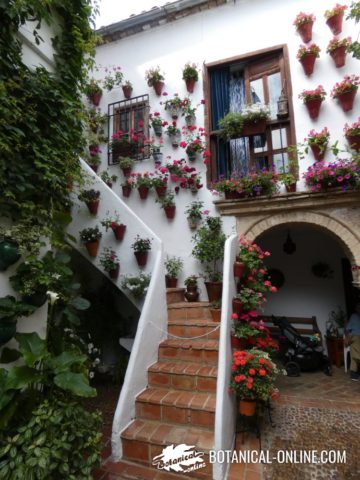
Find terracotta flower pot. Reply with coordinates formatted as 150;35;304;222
299;54;316;76
209;308;221;322
86;200;99;215
185;78;196;93
165;276;178;288
164;206;176;219
121;167;132;178
138;186;149;200
122;186;132;198
109;264;120;279
85;240;100;257
241;119;267;137
134;251;148;267
232;298;243;316
155;186;167;198
304;98;323;119
233;261;245;278
205;281;222;302
112;224;126;241
239;399;256;416
326;13;344;35
336;90;357;112
89;91;102;106
330;46;347;68
296;21;313;43
122;85;133;99
153;81;164;96
187;217;198;230
285;183;297;193
346;134;360;151
310;143;327;161
230;334;247;350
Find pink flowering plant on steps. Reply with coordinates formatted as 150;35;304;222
303;159;360;191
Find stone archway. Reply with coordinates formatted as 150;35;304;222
242;211;360;288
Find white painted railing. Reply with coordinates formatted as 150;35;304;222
213;234;238;480
68;161;168;458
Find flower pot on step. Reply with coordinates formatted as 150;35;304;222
85;240;100;257
330;46;347;68
186;78;196;93
153;81;164;96
134;251;148;267
299;54;316;76
285;183;297;193
184;285;199;302
165;276;178;288
346;134;360;151
0;240;21;271
326;13;344;35
209;308;221;322
205;281;222;302
304;98;323;119
336;90;357;112
164;206;176;219
138;186;149;200
112;224;126;241
296;21;313;43
310;143;327;161
86;200;99;215
109;264;120;279
239;399;256;416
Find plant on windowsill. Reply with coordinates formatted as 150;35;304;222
305;127;330;161
131;235;152;267
298;85;327;119
296;43;321;76
165;121;181;147
279;171;297;193
184;200;205;229
241;169;280;197
78;189;101;215
100;211;127;241
122;80;133;99
343;118;360;151
99;247;120;279
110;130;139;161
100;170;118;188
145;66;165;95
293;12;316;43
219;104;270;140
164;256;184;288
121;273;151;298
182;62;199;93
103;67;123;91
330;74;359;112
118;156;134;177
326;36;351;68
324;3;348;35
156;190;176;219
79;226;102;257
84;78;103;106
163;94;184;119
303;158;360;192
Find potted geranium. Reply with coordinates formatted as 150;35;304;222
119;156;134;177
305;127;330;161
100;211;127;241
182;62;199;93
99;247;120;279
241;169;279;197
303;158;359;191
78;189;101;215
343;118;360;151
180;126;206;161
149;112;167;136
330;74;359;112
156;190;176;219
145;66;165;95
184;200;204;229
229;349;282;416
103;67;123;91
122;79;133;99
182;98;197;126
79;226;102;257
296;43;321;76
152;169;168;198
164;256;184;288
132;172;153;200
184;275;199;302
232;288;263;316
324;3;348;35
163;94;184;119
121;273;151;298
326;37;351;68
279;171;297;193
84;78;103;106
121;177;134;198
211;176;244;200
293;12;316;43
165;121;181;147
87;107;107;134
219;104;270;139
131;235;152;267
100;171;118;188
298;85;327;119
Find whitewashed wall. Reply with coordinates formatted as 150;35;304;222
93;0;358;294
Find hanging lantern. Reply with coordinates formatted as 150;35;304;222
283;231;296;255
277;89;289;118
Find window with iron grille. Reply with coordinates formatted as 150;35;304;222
107;94;150;165
206;46;296;181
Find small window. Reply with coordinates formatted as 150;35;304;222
107;95;150;165
206;47;296;181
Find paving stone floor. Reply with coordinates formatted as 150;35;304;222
88;366;359;479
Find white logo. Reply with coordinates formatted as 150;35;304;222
152;443;206;473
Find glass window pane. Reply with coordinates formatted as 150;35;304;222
253;134;267;153
268;72;281;119
250;79;264;105
273;152;289;173
255;156;269;170
272;127;287;150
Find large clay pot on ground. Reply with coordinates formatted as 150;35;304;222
204;281;222;302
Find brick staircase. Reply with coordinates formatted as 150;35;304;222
120;301;220;479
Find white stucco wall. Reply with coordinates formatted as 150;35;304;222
92;0;358;293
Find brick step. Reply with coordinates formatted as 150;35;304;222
158;339;219;365
148;361;217;392
121;419;213;478
101;458;196;479
168;320;220;340
136;387;216;428
168;302;212;322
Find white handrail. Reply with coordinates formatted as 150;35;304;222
213;234;238;480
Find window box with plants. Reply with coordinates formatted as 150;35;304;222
79;226;102;257
132;172;153;200
131;235;152;267
99;247;120;279
330;74;359;112
84;78;103;106
327;36;351;68
110;131;138;161
299;85;327;119
0;295;36;346
296;43;321;76
78;189;101;216
121;273;151;299
118;156;134;177
324;3;347;35
100;170;118;189
191;216;226;302
101;211;126;241
156;190;176;219
344;118;360;151
182;62;199;93
219;103;270;140
293;12;316;43
145;66;165;96
122;79;133;99
184;275;199;302
164;256;184;288
303;158;359;192
184;200;204;229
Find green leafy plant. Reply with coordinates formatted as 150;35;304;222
100;211;123;230
184;275;198;287
131;235;152;253
119;156;134;169
121;273;151;298
84;78;102;96
182;62;199;81
165;121;181;137
132;172;153;189
156;190;176;208
99;247;119;272
77;189;100;203
185;201;204;220
164;95;184;111
347;1;360;59
79;226;102;244
296;43;321;59
0;296;36;322
103;67;123;90
165;256;183;278
100;171;118;184
145;66;164;86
